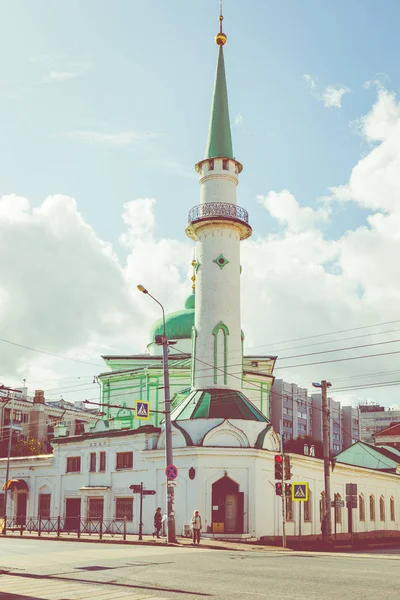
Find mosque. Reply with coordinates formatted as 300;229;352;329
1;9;399;542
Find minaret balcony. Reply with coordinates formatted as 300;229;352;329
186;202;252;241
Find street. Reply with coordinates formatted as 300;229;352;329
0;539;399;600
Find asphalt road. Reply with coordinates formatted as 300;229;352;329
0;539;399;600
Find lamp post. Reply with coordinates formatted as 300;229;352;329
312;380;332;543
137;285;177;543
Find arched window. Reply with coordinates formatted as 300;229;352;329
369;495;375;521
379;495;385;522
390;496;395;521
334;493;342;524
304;489;312;522
359;494;365;522
212;322;229;385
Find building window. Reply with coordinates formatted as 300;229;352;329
359;494;365;522
66;456;81;473
14;410;22;422
99;452;106;472
369;495;375;521
0;493;4;516
209;159;214;171
4;408;10;425
116;498;133;521
285;495;293;521
380;496;385;522
222;158;229;170
75;421;85;436
319;492;325;522
334;494;342;524
390;496;395;521
304;490;312;522
88;498;104;521
89;453;96;472
116;452;133;470
38;494;51;519
22;414;28;423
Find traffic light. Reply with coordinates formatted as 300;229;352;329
274;455;283;480
275;482;283;496
285;483;292;497
284;455;292;480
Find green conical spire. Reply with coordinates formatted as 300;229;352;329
205;46;233;160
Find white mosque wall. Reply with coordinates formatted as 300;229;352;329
1;435;399;539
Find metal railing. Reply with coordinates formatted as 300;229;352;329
188;202;249;225
1;515;127;540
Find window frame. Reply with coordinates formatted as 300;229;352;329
99;451;106;472
380;495;385;522
369;495;375;521
115;497;133;521
303;490;312;522
38;493;51;519
87;497;104;522
116;451;133;470
359;494;365;522
390;496;395;521
66;456;81;473
89;452;96;472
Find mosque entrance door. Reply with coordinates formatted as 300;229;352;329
212;476;244;534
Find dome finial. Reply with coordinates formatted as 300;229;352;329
215;0;227;46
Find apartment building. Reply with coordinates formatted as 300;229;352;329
270;379;361;454
0;387;98;454
359;404;400;444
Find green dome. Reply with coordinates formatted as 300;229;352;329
150;293;195;341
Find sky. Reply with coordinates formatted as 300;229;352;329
1;0;400;410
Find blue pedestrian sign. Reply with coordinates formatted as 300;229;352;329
292;482;309;502
165;464;178;480
136;400;150;420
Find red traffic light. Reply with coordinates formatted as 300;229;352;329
275;455;283;463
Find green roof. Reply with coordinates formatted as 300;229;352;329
150;293;194;341
205;46;233;160
171;388;268;422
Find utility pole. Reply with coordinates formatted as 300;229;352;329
313;380;332;542
1;385;22;535
279;418;286;548
137;286;177;543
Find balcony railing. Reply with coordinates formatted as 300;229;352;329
188;202;250;226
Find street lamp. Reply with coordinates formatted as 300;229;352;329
137;285;177;543
312;380;332;543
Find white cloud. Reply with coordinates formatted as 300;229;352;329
303;74;350;109
30;55;92;83
303;74;317;92
232;113;244;127
322;85;350;108
257;190;330;233
60;130;158;147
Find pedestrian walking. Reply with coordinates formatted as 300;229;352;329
191;510;202;545
153;507;162;538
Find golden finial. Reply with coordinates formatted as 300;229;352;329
215;0;227;46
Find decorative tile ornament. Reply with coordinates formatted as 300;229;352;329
213;253;229;269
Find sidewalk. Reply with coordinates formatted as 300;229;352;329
1;530;289;553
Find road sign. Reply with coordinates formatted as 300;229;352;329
142;490;156;496
129;484;141;493
136;400;150;420
165;464;178;480
346;483;357;495
292;482;309;502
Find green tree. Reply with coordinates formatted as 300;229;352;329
14;437;46;457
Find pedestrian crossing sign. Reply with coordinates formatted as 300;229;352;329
135;400;150;420
292;482;309;502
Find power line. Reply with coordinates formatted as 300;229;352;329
277;337;400;361
0;337;104;367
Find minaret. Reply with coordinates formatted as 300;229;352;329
186;7;252;394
